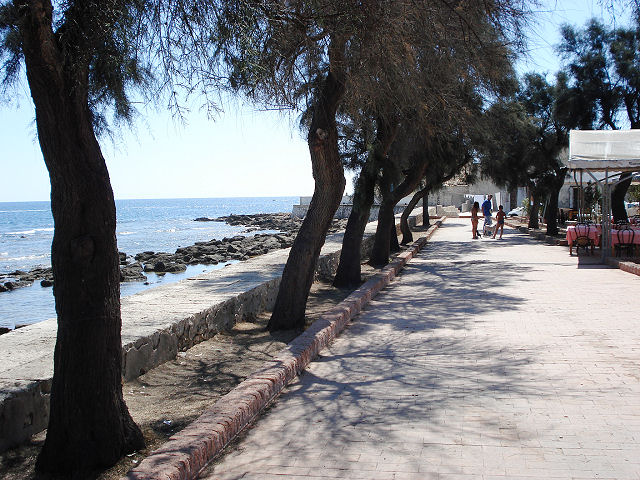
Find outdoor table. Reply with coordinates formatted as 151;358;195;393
610;228;640;247
566;225;601;250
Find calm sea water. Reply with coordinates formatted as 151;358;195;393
0;197;297;329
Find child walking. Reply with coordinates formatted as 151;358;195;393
471;201;480;239
493;205;506;239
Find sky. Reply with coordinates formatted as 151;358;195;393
0;0;634;203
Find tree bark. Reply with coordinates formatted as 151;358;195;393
612;172;632;223
400;187;427;244
528;190;541;229
545;168;567;236
332;159;377;288
17;1;144;476
369;159;428;266
369;195;396;266
268;40;346;330
333;117;396;288
389;208;400;252
423;191;430;228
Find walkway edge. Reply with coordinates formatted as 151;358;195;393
124;217;445;480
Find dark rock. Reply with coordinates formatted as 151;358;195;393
40;279;54;288
3;280;31;290
194;217;218;222
0;284;7;293
0;327;10;336
135;251;156;262
164;263;187;273
154;261;167;272
120;263;147;282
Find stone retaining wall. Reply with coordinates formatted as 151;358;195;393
0;210;423;452
125;215;442;480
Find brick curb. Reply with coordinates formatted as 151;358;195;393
124;217;446;480
606;257;640;277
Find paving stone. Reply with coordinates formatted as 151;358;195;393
199;219;640;479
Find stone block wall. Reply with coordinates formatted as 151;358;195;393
0;210;422;451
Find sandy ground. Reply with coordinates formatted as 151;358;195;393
0;265;380;480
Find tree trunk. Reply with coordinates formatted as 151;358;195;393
268;40;346;331
332;160;377;288
389;208;400;252
423;192;430;228
545;168;567;236
369;196;396;266
17;2;144;476
401;187;427;244
528;191;541;229
612;173;632;223
333;117;396;288
545;187;560;236
369;158;428;266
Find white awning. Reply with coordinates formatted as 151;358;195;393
568;130;640;171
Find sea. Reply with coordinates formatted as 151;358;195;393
0;197;298;330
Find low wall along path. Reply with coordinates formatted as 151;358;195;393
124;216;444;480
0;209;431;453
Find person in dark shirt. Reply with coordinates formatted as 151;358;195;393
482;195;493;234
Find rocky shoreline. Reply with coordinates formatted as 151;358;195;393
0;213;347;294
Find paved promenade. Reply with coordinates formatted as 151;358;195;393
201;219;640;480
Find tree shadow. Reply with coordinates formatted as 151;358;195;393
204;221;636;479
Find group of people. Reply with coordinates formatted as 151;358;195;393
470;194;506;240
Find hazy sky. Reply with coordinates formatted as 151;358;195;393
0;0;633;202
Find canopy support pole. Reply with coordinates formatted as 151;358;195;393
601;168;612;261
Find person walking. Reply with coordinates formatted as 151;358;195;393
493;204;506;239
482;194;493;235
471;201;480;239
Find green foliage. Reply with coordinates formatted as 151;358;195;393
477;70;570;227
0;0;156;135
583;181;602;212
627;184;640;202
558;17;640;129
0;2;21;91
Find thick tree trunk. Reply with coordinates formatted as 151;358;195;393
401;187;427;244
545;188;560;236
268;42;346;331
423;192;430;228
389;208;400;252
545;169;567;236
612;173;632;223
369;159;428;266
332;160;377;288
369;196;396;266
333;117;396;288
18;2;144;476
528;192;541;229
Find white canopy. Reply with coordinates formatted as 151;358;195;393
568;130;640;171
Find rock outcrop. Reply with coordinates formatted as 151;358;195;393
1;213;348;293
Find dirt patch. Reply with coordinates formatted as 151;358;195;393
0;266;380;480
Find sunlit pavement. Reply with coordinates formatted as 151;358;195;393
200;219;640;480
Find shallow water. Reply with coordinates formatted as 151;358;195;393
0;197;297;329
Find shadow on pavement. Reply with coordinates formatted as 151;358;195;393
216;229;551;474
